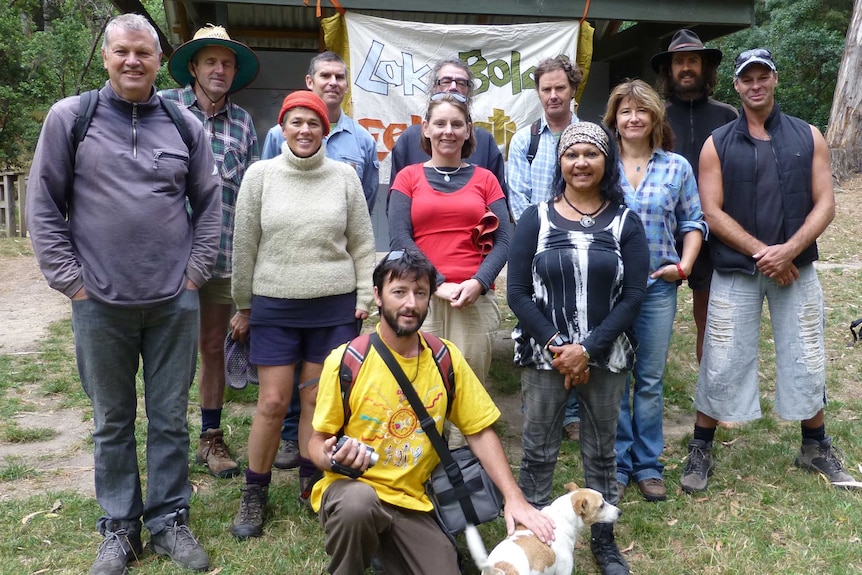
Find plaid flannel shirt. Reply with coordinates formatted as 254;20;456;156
159;85;260;278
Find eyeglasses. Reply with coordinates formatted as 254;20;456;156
430;92;468;104
734;48;773;67
435;77;470;89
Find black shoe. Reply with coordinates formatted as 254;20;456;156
89;522;142;575
680;439;715;493
590;523;630;575
231;484;268;539
795;437;859;488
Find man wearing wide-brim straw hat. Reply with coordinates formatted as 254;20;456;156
160;25;261;481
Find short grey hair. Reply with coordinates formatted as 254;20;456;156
102;13;161;56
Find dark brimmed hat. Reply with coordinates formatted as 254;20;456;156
168;25;259;93
650;29;723;73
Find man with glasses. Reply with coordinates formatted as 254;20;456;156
680;48;860;493
390;57;508;202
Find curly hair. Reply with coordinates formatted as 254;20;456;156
534;55;584;92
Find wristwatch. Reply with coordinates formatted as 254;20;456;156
580;344;591;361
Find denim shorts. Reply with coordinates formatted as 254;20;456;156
695;265;826;421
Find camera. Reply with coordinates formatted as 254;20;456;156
334;435;379;467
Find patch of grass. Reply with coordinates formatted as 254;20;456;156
0;238;32;258
0;456;41;481
0;422;56;443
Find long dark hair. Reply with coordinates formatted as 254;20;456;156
551;123;625;206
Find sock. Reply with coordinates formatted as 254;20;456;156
298;456;316;479
693;425;716;444
801;423;826;442
245;468;272;487
200;407;222;433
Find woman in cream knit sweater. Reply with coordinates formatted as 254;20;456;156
229;91;374;538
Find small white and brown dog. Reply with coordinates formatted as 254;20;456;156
465;483;621;575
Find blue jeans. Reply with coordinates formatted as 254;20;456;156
563;392;580;426
616;280;677;485
71;290;199;535
519;367;627;508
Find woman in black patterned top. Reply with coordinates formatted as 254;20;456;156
507;122;648;575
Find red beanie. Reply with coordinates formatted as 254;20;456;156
278;91;331;136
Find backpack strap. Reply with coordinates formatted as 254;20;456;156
73;89;100;155
525;119;542;165
338;331;455;425
158;97;195;150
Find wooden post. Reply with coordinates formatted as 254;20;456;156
17;174;27;238
1;173;15;238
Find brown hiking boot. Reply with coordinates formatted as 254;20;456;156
196;428;240;478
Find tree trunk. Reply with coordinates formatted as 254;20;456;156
826;0;862;182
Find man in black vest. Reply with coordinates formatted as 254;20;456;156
651;29;737;362
680;49;859;493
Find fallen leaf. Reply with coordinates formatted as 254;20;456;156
206;568;223;575
21;510;47;525
51;500;62;512
666;518;678;526
621;541;635;553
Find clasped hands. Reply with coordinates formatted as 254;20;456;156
548;343;590;389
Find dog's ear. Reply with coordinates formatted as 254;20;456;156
573;494;588;517
564;482;579;492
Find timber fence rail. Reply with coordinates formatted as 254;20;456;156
0;171;27;238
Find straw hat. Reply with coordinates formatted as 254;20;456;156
168;25;259;93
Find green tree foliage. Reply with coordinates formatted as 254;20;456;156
712;0;853;131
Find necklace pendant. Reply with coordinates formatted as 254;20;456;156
443;174;450;182
580;215;596;228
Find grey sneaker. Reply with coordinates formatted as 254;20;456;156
795;437;859;488
150;521;209;571
680;439;715;493
273;439;300;470
231;484;269;539
90;525;142;575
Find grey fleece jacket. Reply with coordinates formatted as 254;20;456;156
26;82;221;307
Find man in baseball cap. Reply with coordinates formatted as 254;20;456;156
160;25;260;480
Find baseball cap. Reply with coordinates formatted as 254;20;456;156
734;48;777;77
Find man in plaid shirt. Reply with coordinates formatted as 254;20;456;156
161;25;260;478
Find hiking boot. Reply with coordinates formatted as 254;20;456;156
637;478;667;502
680;439;714;494
795;437;859;488
150;520;209;571
231;484;268;539
90;523;142;575
273;439;300;470
590;523;630;575
563;420;581;442
196;428;240;478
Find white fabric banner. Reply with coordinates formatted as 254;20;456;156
344;12;580;183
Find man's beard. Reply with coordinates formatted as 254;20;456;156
381;304;428;337
672;74;707;100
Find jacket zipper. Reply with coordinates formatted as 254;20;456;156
131;104;138;158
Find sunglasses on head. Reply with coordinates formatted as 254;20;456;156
383;250;407;263
734;48;773;67
435;77;470;89
429;92;468;104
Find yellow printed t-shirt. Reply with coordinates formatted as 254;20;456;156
310;328;500;512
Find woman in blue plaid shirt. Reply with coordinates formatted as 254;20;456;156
603;79;706;503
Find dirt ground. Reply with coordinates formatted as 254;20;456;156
2;173;861;501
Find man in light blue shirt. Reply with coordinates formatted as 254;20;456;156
261;51;379;212
507;56;582;221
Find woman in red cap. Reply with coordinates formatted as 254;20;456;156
229;90;375;538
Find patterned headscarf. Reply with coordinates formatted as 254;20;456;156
558;122;610;158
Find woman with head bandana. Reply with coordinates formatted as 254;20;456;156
507;122;648;575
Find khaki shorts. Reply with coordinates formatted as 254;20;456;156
199;277;234;306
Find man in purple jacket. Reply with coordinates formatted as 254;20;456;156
26;13;221;575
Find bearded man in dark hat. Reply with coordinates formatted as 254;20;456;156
651;29;737;363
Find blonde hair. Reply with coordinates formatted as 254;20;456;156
603;79;674;152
